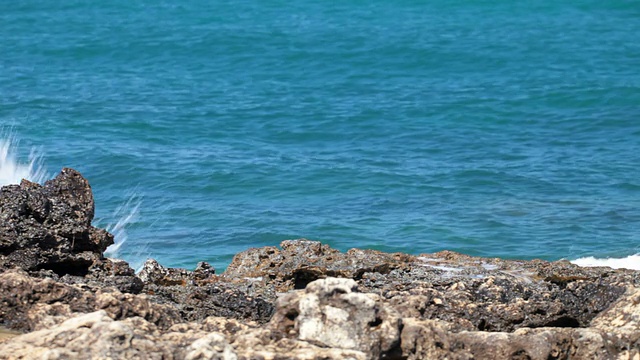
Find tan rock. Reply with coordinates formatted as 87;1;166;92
592;287;640;335
269;277;401;359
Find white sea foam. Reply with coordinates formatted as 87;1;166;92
424;264;464;272
481;263;499;271
0;136;48;186
571;255;640;271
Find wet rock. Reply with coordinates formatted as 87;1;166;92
0;169;111;261
85;258;144;294
54;258;144;294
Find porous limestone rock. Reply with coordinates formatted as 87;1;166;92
138;258;275;324
0;169;140;294
0;311;237;360
0;270;180;332
269;277;401;358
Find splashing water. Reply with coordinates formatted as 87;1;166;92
103;193;149;272
0;134;149;270
0;137;48;186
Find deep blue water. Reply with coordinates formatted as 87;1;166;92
2;0;640;271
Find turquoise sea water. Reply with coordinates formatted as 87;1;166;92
2;0;640;271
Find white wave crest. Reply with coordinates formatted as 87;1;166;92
571;254;640;271
0;136;48;186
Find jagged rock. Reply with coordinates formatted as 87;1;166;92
224;239;634;334
139;258;193;286
0;270;181;332
0;310;366;360
269;277;402;359
52;257;144;294
0;169;110;261
231;334;368;360
224;239;413;291
0;169;141;294
0;311;206;360
4;276;638;359
139;258;275;324
0;311;160;359
138;258;218;288
1;169;640;359
194;261;216;279
591;286;640;353
86;257;144;294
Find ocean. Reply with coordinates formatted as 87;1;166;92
2;0;639;271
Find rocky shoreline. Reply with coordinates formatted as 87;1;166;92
0;169;639;359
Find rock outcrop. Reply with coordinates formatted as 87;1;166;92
0;168;142;294
1;169;639;359
138;258;275;324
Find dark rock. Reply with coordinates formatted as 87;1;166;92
194;261;215;279
0;169;142;294
225;239;633;333
138;258;191;286
224;239;413;291
139;258;275;324
0;169;111;274
59;258;144;294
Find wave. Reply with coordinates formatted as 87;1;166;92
102;193;149;272
0;134;147;270
0;136;48;186
103;194;141;256
571;254;640;271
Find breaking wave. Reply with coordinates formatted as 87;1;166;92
571;254;640;271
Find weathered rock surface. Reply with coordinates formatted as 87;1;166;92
0;168;141;294
1;168;640;359
225;238;638;333
0;270;181;332
138;258;275;324
0;310;242;360
269;277;401;358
